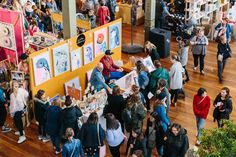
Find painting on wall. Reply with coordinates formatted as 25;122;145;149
83;43;94;65
109;22;121;50
94;27;108;57
64;77;81;95
32;51;52;86
70;48;82;71
0;21;16;51
52;43;70;76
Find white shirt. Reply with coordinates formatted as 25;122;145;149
9;88;29;117
169;61;183;90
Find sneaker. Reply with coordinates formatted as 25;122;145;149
42;137;50;143
55;149;62;155
15;131;25;135
38;135;43;140
1;126;11;133
200;70;205;75
196;140;201;146
193;67;197;71
17;136;26;144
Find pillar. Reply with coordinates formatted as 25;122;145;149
144;0;156;41
62;0;77;39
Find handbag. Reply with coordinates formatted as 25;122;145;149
218;54;223;62
147;127;156;148
97;123;106;157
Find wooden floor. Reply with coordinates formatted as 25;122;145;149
0;24;236;157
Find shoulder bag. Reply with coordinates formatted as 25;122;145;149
70;139;77;157
97;123;106;157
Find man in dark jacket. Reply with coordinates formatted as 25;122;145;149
163;123;189;157
106;0;117;21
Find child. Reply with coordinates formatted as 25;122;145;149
156;79;171;113
28;19;39;36
97;0;110;25
88;9;97;29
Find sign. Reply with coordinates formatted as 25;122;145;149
76;34;86;47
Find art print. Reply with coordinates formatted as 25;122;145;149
70;48;82;71
0;21;16;51
109;22;121;50
52;43;70;76
142;56;155;73
94;28;108;57
11;71;24;81
64;77;81;95
32;51;52;86
83;43;94;65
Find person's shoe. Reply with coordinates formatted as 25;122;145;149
38;135;43;140
200;70;205;75
185;78;190;82
193;67;197;72
55;149;62;155
195;140;201;146
1;126;11;133
42;137;50;143
15;131;25;135
17;136;26;144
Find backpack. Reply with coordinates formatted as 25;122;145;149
122;108;132;132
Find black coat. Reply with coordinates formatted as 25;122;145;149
59;105;82;136
79;123;105;148
45;105;62;135
217;43;231;60
213;95;232;120
34;97;49;124
163;128;189;157
107;94;125;123
149;48;160;62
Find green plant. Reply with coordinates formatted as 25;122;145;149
198;120;236;157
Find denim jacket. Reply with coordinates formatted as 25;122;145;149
90;68;109;91
138;71;149;90
62;139;84;157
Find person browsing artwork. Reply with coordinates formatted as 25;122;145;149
100;49;124;82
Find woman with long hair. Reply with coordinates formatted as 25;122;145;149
169;55;183;106
62;128;84;157
79;112;105;157
213;87;233;128
135;60;150;110
9;81;29;143
144;41;160;62
106;113;126;157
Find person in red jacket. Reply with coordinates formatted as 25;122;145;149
97;0;110;26
193;87;210;146
100;49;123;82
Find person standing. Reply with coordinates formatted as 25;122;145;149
215;17;232;43
106;0;117;21
156;79;171;113
144;41;160;62
190;29;209;75
62;128;84;157
98;0;110;25
169;55;183;106
217;35;232;83
193;87;211;145
0;83;11;133
213;87;233;128
9;81;29;143
163;123;189;157
106;113;126;157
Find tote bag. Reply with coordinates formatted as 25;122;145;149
97;123;106;157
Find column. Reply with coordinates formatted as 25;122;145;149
62;0;77;39
144;0;156;41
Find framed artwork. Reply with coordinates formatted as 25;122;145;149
64;77;81;95
49;94;60;104
70;48;82;71
52;43;70;76
109;22;121;50
115;70;137;92
94;27;108;57
0;21;16;51
83;43;94;65
67;86;81;100
11;71;24;81
142;56;155;73
32;51;52;86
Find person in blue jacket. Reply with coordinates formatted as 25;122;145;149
45;98;62;154
62;128;84;157
215;17;232;43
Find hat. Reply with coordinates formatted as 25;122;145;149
157;92;167;101
105;49;114;55
20;53;28;60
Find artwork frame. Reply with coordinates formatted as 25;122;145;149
11;70;24;81
109;22;121;50
142;56;156;73
52;43;70;76
64;77;81;95
70;48;82;71
0;21;17;51
94;27;108;57
32;51;52;86
83;43;94;65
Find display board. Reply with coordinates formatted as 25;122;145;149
29;19;122;97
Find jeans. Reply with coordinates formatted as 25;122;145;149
170;89;180;103
195;116;205;138
140;88;150;110
50;134;61;151
157;145;163;156
193;54;205;71
38;122;46;137
13;111;24;136
217;60;227;81
183;66;189;81
0;104;7;126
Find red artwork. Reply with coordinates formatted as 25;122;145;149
67;86;81;100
